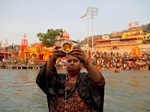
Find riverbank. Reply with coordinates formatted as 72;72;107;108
0;65;41;70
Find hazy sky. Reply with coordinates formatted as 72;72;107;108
0;0;150;45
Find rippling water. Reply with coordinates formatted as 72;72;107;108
0;69;150;112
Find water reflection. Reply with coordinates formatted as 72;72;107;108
104;70;150;112
0;69;48;112
0;69;150;112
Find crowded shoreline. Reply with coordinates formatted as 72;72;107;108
1;51;150;72
0;28;150;72
93;51;150;71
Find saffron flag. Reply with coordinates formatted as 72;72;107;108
80;11;88;19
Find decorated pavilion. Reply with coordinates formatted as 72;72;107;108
18;30;70;62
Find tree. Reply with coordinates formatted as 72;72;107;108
147;23;150;32
37;29;63;46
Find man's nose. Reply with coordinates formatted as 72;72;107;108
70;60;74;64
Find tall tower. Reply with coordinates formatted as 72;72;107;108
21;33;28;50
20;33;28;57
63;30;70;39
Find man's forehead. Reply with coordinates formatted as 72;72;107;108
66;55;79;60
55;41;61;46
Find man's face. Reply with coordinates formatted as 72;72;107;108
65;55;81;71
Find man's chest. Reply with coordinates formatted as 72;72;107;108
55;76;92;112
56;89;92;112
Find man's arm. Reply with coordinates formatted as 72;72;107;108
36;56;58;94
36;63;48;94
36;45;66;93
45;55;57;79
84;59;105;86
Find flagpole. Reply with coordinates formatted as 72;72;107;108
87;7;98;56
87;16;90;48
80;10;89;55
80;7;98;56
91;17;94;53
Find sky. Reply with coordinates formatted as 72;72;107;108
0;0;150;46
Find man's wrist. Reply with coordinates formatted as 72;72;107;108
84;60;89;69
47;56;56;69
50;55;57;63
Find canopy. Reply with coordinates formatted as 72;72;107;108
130;46;142;57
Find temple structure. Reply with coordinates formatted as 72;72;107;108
18;30;70;62
93;27;150;55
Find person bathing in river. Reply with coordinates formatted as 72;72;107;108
36;41;105;112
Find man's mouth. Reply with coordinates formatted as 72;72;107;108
68;66;74;70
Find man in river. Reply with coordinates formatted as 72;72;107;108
36;43;105;112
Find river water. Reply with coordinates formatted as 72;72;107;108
0;69;150;112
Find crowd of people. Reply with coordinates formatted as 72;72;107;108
0;57;42;69
92;51;150;72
